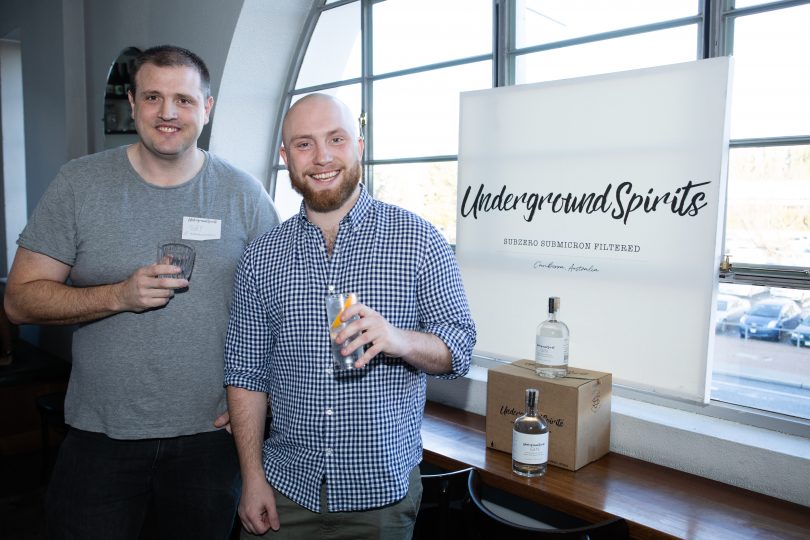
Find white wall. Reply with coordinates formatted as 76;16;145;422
210;0;317;187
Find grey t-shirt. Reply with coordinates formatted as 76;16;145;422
18;146;279;439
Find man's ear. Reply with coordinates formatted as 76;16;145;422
203;95;215;125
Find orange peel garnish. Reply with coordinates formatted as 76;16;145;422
330;295;355;329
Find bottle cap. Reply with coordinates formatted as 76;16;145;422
548;297;560;313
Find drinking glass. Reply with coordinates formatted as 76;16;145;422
325;291;363;370
157;242;196;280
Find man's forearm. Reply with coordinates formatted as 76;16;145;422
4;279;124;325
400;330;452;375
226;386;270;483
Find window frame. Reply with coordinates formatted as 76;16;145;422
716;0;810;290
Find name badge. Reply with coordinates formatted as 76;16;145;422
182;217;221;241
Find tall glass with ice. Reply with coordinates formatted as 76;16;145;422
325;288;363;370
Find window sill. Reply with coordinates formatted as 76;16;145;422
426;361;810;507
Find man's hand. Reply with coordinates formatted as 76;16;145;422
334;302;409;367
213;410;231;434
238;476;280;535
335;303;452;374
113;263;188;312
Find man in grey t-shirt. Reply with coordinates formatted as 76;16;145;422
4;45;278;539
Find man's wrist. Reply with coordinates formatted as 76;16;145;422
106;282;126;313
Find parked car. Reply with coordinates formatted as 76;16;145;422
739;298;802;341
715;294;750;333
769;287;810;308
789;315;810;347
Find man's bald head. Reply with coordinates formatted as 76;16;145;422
282;93;359;148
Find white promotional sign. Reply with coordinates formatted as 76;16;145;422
457;58;732;402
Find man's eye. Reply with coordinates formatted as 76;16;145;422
296;142;311;150
331;137;344;144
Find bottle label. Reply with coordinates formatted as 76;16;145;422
535;336;568;364
512;431;549;464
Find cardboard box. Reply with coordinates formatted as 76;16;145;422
486;360;611;471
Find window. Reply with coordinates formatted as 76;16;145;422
269;0;810;426
713;0;810;423
512;0;700;84
0;38;28;274
272;0;493;238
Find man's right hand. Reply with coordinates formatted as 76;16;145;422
238;476;280;535
114;263;189;312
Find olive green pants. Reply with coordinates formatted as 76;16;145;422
242;466;423;540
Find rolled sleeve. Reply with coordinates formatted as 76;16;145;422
419;232;477;379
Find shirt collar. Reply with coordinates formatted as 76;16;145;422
345;183;372;229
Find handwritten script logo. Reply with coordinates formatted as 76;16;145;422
460;181;710;224
499;404;565;428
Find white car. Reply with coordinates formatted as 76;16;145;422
715;294;750;333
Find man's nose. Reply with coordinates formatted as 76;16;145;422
314;142;333;164
159;100;178;120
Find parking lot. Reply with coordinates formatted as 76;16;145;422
714;329;810;385
712;330;810;418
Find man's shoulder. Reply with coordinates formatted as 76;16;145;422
371;198;440;235
54;147;126;189
61;146;122;171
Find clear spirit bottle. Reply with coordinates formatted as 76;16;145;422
512;388;549;477
535;296;569;378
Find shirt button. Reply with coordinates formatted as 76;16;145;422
325;368;333;375
325;408;334;416
325;448;333;456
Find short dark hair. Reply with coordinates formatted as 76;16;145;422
130;45;211;98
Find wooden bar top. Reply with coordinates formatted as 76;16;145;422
421;401;810;540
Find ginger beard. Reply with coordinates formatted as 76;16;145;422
290;159;363;213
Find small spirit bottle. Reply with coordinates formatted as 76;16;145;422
535;296;569;378
512;388;549;477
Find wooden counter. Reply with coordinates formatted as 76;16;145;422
421;401;810;540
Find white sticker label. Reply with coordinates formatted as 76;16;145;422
512;431;549;464
535;336;568;364
182;217;221;241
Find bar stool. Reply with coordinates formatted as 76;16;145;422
467;469;630;539
413;467;475;540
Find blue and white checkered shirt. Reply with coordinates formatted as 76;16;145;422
224;185;476;512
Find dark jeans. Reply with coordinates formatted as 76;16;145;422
46;427;240;540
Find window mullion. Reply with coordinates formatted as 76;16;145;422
362;0;373;194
